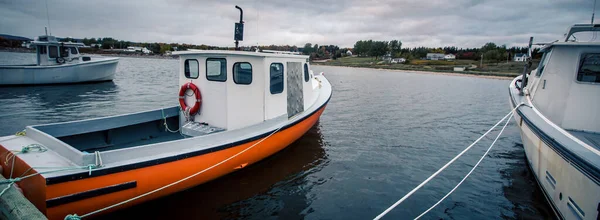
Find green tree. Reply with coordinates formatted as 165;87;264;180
303;43;312;55
390;40;402;57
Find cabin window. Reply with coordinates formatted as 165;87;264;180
69;47;78;55
536;49;553;77
270;63;284;94
304;63;309;82
577;53;600;83
60;47;69;57
184;59;199;79
206;58;227;82
49;46;58;58
38;46;47;54
233;62;252;84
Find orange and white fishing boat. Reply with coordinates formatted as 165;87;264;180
0;9;331;219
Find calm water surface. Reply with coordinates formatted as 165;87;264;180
0;52;553;219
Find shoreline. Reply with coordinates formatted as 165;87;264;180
312;63;516;80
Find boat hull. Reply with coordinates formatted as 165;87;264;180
509;76;600;220
0;103;327;219
0;58;118;86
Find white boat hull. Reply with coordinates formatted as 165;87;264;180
509;76;600;220
0;57;118;85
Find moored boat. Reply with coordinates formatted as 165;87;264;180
509;24;600;219
0;48;331;219
0;35;118;86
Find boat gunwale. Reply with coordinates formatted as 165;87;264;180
509;76;600;185
42;75;332;185
0;57;119;69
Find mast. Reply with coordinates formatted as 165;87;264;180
234;6;244;50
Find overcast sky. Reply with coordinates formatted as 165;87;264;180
0;0;594;48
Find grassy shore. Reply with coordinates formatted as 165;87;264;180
313;56;539;78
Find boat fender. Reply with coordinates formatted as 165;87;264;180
56;57;66;64
178;82;202;116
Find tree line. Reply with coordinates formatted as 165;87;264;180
351;39;532;62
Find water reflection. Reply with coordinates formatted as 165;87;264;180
103;124;328;219
499;143;556;219
0;82;119;135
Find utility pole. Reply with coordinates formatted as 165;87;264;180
480;54;483;68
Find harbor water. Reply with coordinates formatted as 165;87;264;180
0;52;554;219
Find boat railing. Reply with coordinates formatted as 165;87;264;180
564;24;600;42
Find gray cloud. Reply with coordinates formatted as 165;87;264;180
0;0;594;48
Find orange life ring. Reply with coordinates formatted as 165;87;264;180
178;82;202;115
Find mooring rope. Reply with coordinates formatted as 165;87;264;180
415;112;513;219
374;103;524;220
65;119;289;219
0;144;100;197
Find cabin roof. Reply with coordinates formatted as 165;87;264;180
173;50;309;59
540;41;600;52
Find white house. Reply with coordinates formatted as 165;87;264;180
426;53;445;60
346;50;353;56
514;53;529;62
444;54;456;60
391;58;406;63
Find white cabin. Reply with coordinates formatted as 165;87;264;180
32;35;85;66
174;50;320;131
525;27;600;133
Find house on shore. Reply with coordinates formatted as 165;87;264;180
514;53;529;62
444;54;456;60
391;58;406;63
426;53;445;60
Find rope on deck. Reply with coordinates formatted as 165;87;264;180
161;108;180;133
374;103;525;220
1;145;102;197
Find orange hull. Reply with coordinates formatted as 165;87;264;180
0;105;327;220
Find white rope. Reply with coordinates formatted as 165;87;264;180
374;104;523;220
161;108;180;133
70;121;288;219
415;112;513;219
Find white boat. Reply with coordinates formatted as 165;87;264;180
509;24;600;220
0;35;118;86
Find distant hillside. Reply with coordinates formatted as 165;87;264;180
0;34;33;41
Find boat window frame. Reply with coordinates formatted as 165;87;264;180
304;63;310;82
206;58;227;82
49;46;58;58
575;52;600;84
69;47;79;55
536;49;553;77
38;45;47;55
184;59;199;79
233;62;253;85
60;46;69;58
270;63;284;94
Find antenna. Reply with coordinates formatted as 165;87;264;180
45;0;52;35
593;0;597;24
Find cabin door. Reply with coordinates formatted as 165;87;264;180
286;62;304;118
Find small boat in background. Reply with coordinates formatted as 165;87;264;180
0;35;118;86
509;24;600;220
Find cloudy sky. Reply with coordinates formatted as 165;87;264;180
0;0;594;48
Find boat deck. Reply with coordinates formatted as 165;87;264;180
568;130;600;151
